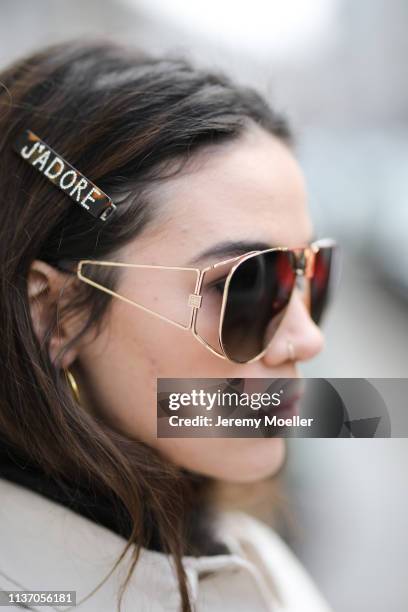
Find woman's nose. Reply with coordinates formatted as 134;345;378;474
261;285;325;368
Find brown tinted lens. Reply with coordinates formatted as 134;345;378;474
310;246;338;325
220;250;296;363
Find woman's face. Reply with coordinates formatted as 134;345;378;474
60;124;325;483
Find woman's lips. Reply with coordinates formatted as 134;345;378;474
240;381;305;422
269;391;303;418
238;391;304;436
263;378;306;419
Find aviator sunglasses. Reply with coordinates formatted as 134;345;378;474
55;237;341;365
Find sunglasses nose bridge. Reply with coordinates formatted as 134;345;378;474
292;247;315;279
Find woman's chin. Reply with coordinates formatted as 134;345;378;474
213;437;287;484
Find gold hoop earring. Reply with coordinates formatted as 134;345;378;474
64;368;81;404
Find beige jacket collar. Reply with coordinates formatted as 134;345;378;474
0;477;332;611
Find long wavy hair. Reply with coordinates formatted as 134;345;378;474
0;38;292;611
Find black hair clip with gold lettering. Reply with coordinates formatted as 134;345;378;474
14;130;117;222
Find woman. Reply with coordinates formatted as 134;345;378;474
0;39;336;611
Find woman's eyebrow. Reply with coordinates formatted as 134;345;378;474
188;234;317;266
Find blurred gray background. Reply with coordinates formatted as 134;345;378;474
1;1;407;610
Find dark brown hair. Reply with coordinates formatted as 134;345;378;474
0;38;291;611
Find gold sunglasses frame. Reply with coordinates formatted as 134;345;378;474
73;237;337;364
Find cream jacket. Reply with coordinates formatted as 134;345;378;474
0;477;333;611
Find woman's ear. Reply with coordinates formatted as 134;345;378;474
27;260;83;368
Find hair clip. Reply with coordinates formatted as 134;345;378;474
13;129;117;222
